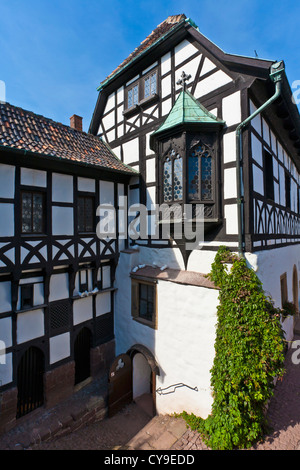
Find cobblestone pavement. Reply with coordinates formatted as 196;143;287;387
2;337;300;451
172;338;300;451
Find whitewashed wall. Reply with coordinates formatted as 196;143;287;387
114;249;219;418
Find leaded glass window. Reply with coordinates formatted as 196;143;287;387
144;72;157;99
21;191;45;233
163;149;183;203
188;142;213;202
127;84;138;109
78;195;94;232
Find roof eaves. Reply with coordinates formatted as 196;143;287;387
0;142;138;176
97;17;189;92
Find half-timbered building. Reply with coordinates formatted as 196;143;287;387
0;103;136;432
90;14;300;418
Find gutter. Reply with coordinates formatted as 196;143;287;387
235;60;285;257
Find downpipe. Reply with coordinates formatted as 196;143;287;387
235;61;285;257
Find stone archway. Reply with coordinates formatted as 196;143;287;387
127;344;160;417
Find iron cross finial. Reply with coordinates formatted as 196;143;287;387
176;71;192;91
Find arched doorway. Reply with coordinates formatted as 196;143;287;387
127;344;160;417
108;345;159;418
17;346;45;418
293;265;299;314
74;327;92;385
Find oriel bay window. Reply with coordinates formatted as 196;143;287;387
160;133;217;220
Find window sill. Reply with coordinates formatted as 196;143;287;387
132;315;157;330
16;304;47;314
123;105;139;118
139;93;159;109
71;286;117;300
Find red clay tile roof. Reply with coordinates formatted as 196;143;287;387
0;102;136;174
101;14;187;86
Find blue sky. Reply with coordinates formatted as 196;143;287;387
1;0;299;132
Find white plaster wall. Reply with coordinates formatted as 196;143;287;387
17;309;44;344
252;164;264;195
73;296;93;325
49;273;69;302
146;159;156;183
155;281;218;418
161;51;171;76
0;281;11;313
0;316;12;348
0;352;12;386
21;168;46;187
224;204;238;234
123;138;139;165
222;91;241;127
0;164;15;198
224;168;237;199
195;70;232;98
174;39;199;67
95;291;111;316
245;245;300;310
114;249;219;418
251;133;263;166
223;132;236;164
0;203;14;237
78;177;95;193
49;332;70;364
52;173;73;202
52;206;74;236
100;180;114;205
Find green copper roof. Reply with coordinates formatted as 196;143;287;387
152;89;225;137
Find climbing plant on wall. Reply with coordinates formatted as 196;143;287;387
181;246;285;450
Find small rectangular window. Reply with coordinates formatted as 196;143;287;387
78;195;94;232
21;284;34;310
127;84;139;109
131;279;157;328
144;71;157;99
21;191;45;234
280;273;288;307
264;150;274;201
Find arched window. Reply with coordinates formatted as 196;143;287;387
163;149;183;203
188;142;213;202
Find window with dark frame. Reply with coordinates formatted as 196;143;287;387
143;70;157;100
20;284;34;310
21;191;45;234
264;150;274;201
131;279;156;328
77;195;95;233
125;68;158;113
280;273;288;307
127;83;139;109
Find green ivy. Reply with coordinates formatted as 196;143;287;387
181;246;285;450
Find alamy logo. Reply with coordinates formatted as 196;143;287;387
96;197;205;250
0;340;6;365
